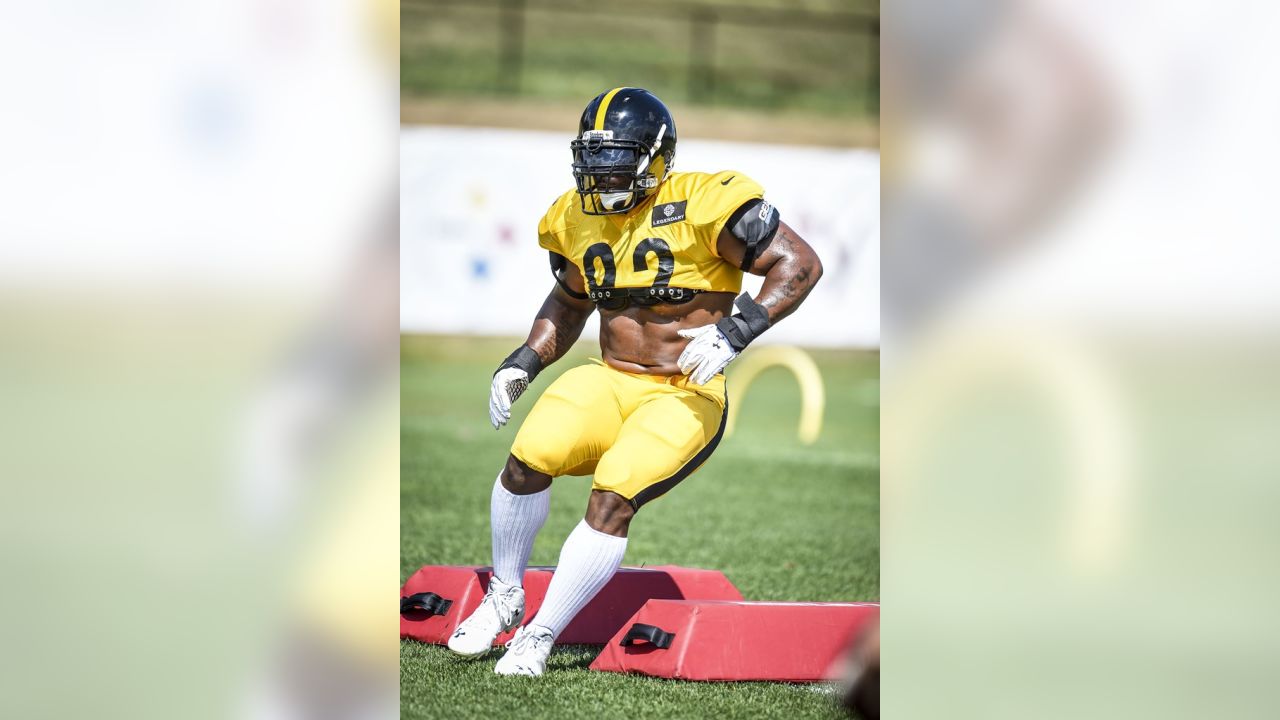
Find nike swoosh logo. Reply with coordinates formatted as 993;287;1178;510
721;176;735;185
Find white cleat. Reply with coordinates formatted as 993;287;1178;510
493;624;555;677
446;576;525;658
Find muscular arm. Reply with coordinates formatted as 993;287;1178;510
716;219;824;324
523;257;596;367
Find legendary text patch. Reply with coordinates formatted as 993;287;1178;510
651;200;688;227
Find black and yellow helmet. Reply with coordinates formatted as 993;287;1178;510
571;87;677;215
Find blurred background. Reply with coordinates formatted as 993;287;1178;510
884;0;1280;718
399;0;880;717
401;0;879;144
0;1;399;719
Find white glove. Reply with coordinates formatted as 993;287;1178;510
677;324;739;386
489;366;530;429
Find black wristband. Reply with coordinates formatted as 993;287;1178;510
497;345;543;382
715;293;771;352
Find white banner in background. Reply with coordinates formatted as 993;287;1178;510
401;126;879;348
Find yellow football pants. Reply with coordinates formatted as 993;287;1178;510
510;359;727;510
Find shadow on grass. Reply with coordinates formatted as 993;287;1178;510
548;645;605;671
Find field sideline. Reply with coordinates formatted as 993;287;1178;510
401;334;879;719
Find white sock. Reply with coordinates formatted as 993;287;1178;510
490;475;550;586
531;519;628;638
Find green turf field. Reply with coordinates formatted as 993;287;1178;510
401;334;879;719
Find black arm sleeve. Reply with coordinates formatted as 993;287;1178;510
725;198;781;271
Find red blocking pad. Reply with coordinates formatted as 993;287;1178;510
400;566;743;646
589;599;880;682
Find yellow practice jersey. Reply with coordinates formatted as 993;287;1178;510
538;170;766;294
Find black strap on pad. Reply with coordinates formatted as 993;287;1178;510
549;251;589;300
620;623;675;649
726;198;781;271
587;286;703;307
400;592;453;618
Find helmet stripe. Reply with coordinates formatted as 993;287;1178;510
593;87;628;131
651;123;666;155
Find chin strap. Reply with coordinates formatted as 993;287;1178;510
715;293;771;352
602;191;635;211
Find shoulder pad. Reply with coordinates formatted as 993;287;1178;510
538;190;581;253
684;171;766;227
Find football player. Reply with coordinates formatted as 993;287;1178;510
447;87;824;676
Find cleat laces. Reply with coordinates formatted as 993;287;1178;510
506;627;553;655
485;585;522;629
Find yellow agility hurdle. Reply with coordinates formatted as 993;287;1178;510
725;345;826;446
